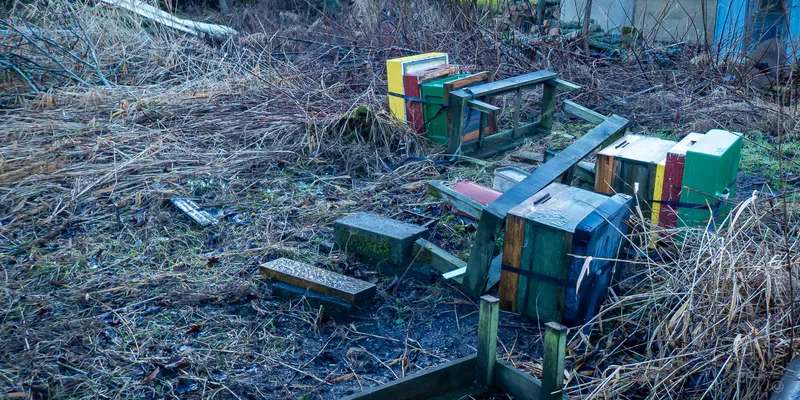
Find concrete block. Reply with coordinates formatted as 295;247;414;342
334;212;429;266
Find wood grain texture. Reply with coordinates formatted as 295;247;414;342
499;215;525;312
494;360;545;400
259;258;376;304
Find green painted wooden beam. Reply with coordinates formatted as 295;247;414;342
494;360;544;400
549;78;581;91
426;181;485;220
562;99;607;124
466;99;501;114
341;355;480;400
457;70;558;97
413;238;467;279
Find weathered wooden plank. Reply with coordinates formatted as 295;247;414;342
512;88;522;139
341;355;479;400
509;150;544;165
494;360;544;400
541;322;567;400
460;123;540;159
562;99;607;124
489;115;629;216
539;82;557;134
549;78;581;92
413;238;467;276
477;295;499;386
459;70;557;97
259;258;376;304
427;181;485;220
462;116;629;296
447;90;469;155
269;281;354;316
462;209;504;296
466;99;501;114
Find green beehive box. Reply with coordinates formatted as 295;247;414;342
679;129;742;228
420;74;471;144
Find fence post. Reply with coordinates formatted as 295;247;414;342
478;295;499;387
541;321;567;400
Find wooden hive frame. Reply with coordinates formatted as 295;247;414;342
404;71;629;298
342;296;569;400
446;70;582;159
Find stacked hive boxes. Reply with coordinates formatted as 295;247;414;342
594;130;742;230
594;135;677;220
386;53;449;122
387;53;496;146
403;64;459;134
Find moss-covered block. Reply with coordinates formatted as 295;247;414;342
334;212;429;266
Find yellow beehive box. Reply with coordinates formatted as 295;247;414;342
386;53;449;121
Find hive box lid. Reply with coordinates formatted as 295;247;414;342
508;182;610;233
599;135;676;165
421;73;471;90
668;132;705;156
687;129;742;157
617;136;677;165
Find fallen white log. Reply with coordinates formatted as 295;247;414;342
101;0;237;38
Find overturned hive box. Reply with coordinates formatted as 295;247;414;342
386;53;449;121
421;72;496;145
499;182;631;325
656;132;705;230
403;64;459;134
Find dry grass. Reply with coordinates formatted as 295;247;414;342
568;193;799;398
1;0;800;399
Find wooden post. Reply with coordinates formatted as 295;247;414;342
478;295;499;386
512;88;522;139
447;91;468;155
540;82;557;135
541;322;567;400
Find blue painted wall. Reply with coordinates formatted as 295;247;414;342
715;0;799;58
714;0;749;56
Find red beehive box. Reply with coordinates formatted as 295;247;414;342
403;64;459;134
659;132;704;229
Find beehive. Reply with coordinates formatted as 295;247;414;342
499;183;632;325
594;135;676;220
679;129;742;228
658;132;705;230
386;53;449;121
403;64;459;134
